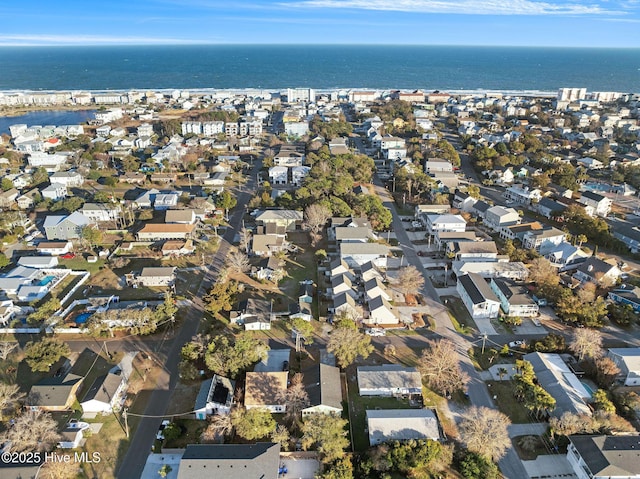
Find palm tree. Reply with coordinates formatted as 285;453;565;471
497;367;508;381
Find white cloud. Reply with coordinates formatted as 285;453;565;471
0;34;205;46
280;0;622;15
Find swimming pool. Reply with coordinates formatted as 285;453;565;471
75;312;94;324
582;182;612;193
38;275;55;286
580;380;595;398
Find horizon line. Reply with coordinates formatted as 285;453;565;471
0;42;639;49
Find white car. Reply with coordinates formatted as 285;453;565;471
365;328;386;337
508;340;525;348
66;420;90;431
156;420;171;440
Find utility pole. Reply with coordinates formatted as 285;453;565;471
481;332;488;355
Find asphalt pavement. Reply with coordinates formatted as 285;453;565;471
116;160;261;479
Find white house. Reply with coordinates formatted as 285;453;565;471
490;279;539;317
291;165;311;186
58;427;84;449
244;372;287;413
366;295;398;326
357;365;422;397
81;203;121;222
49;171;84;187
426;214;466;236
457;273;501;320
302;364;343;417
367;409;441;446
504;184;542;205
607;348;640;386
578;191;612;218
522;227;567;252
484;206;521;232
194;375;235;420
41;183;68;201
268;166;288;185
573;257;621;286
80;373;126;414
36;241;72;256
340;243;389;268
567;435;640;479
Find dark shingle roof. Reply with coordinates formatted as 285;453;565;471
458;273;499;305
569;435;640;476
303;363;342;411
178;443;280;479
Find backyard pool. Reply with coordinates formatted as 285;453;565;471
38;275;56;286
74;312;94;324
580;380;595;398
582;182;613;193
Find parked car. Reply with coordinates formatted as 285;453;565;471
60;252;76;259
156;420;171;440
365;328;386;337
508;340;525;348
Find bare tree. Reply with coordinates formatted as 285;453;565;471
201;414;233;442
594;356;620;388
383;344;397;358
227;250;250;274
417;339;468;396
277;373;310;422
0;341;19;361
304;204;331;235
396;265;425;298
458;406;511;461
238;227;252;254
271;424;290;450
39;458;81;479
528;257;559;287
569;328;603;362
0;382;25;418
2;410;60;452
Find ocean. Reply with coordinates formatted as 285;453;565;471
0;45;638;93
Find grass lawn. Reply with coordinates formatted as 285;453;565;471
486;380;532;424
79;414;130;478
58;256;106;274
163;418;206;448
512;435;550;460
442;296;476;334
468;346;513;371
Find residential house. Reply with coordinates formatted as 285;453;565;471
488;167;514;184
607;348;640;386
165;209;197;224
80;372;126;414
251;256;284;282
361;261;385;282
17;256;58;269
367;409;441;446
426;214;466;236
244;372;288;413
291;165;310;186
471;200;491;219
608;284;640;312
330;274;357;299
137;223;195;241
299;283;314;303
331;292;360;320
176;443;280;479
453;261;529;281
150;172;178;184
573;257;621;286
121;172;146;184
578;191;612;218
364;277;390;301
456;273;501;320
301;363;343;417
161;239;195;256
36;240;72;256
425;159;453;174
251;234;287;257
255;209;303;231
41;182;67;201
194;375;235;419
545;243;589;269
16;189;39;209
536;197;567;219
268;166;288;185
366;295;398;325
340;243;389;268
58;428;84;449
484;206;521;233
81;203;121;222
357;365;422;397
326;259;355;282
613;225;640;253
434;231;478;249
566;435;640;479
289;301;313;322
452;189;477;212
451;241;498;262
490;279;539;317
27;374;84;412
501;221;544;243
504;184;542;206
134;267;176;287
153;192;180;210
522;352;592;418
43;212;91;240
231;298;273;330
0;188;18;208
50;171;84;187
522;226;566;252
577;157;605;169
334;226;374;243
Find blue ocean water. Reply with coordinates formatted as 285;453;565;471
0;45;638;92
0;110;95;134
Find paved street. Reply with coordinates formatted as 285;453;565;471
116;160;261;479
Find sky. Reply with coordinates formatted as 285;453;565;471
0;0;639;47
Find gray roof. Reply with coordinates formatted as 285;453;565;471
178;443;280;479
492;279;535;306
576;257;617;277
335;226;372;240
255;209;303;222
139;267;176;278
580;190;606;202
331;274;353;289
303;363;343;411
458;273;500;305
367;409;440;445
608;348;640;373
340;242;389;255
569;435;640;477
195;375;235;410
357;365;422;392
455;241;497;255
538;197;567;211
523;352;591;418
81;372;123;405
28;374;83;408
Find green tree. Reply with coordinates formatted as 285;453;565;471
301;413;349;463
158;464;172;478
593;389;616;414
0;177;14;191
23;338;70;372
216;190;237;216
204;333;269;378
289;317;314;345
0;254;10;269
203;280;240;315
81;225;103;249
103;176;118;187
231;407;276;441
27;297;61;324
327;326;373;369
457;451;501;479
319;457;353;479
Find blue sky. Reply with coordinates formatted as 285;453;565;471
0;0;639;47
